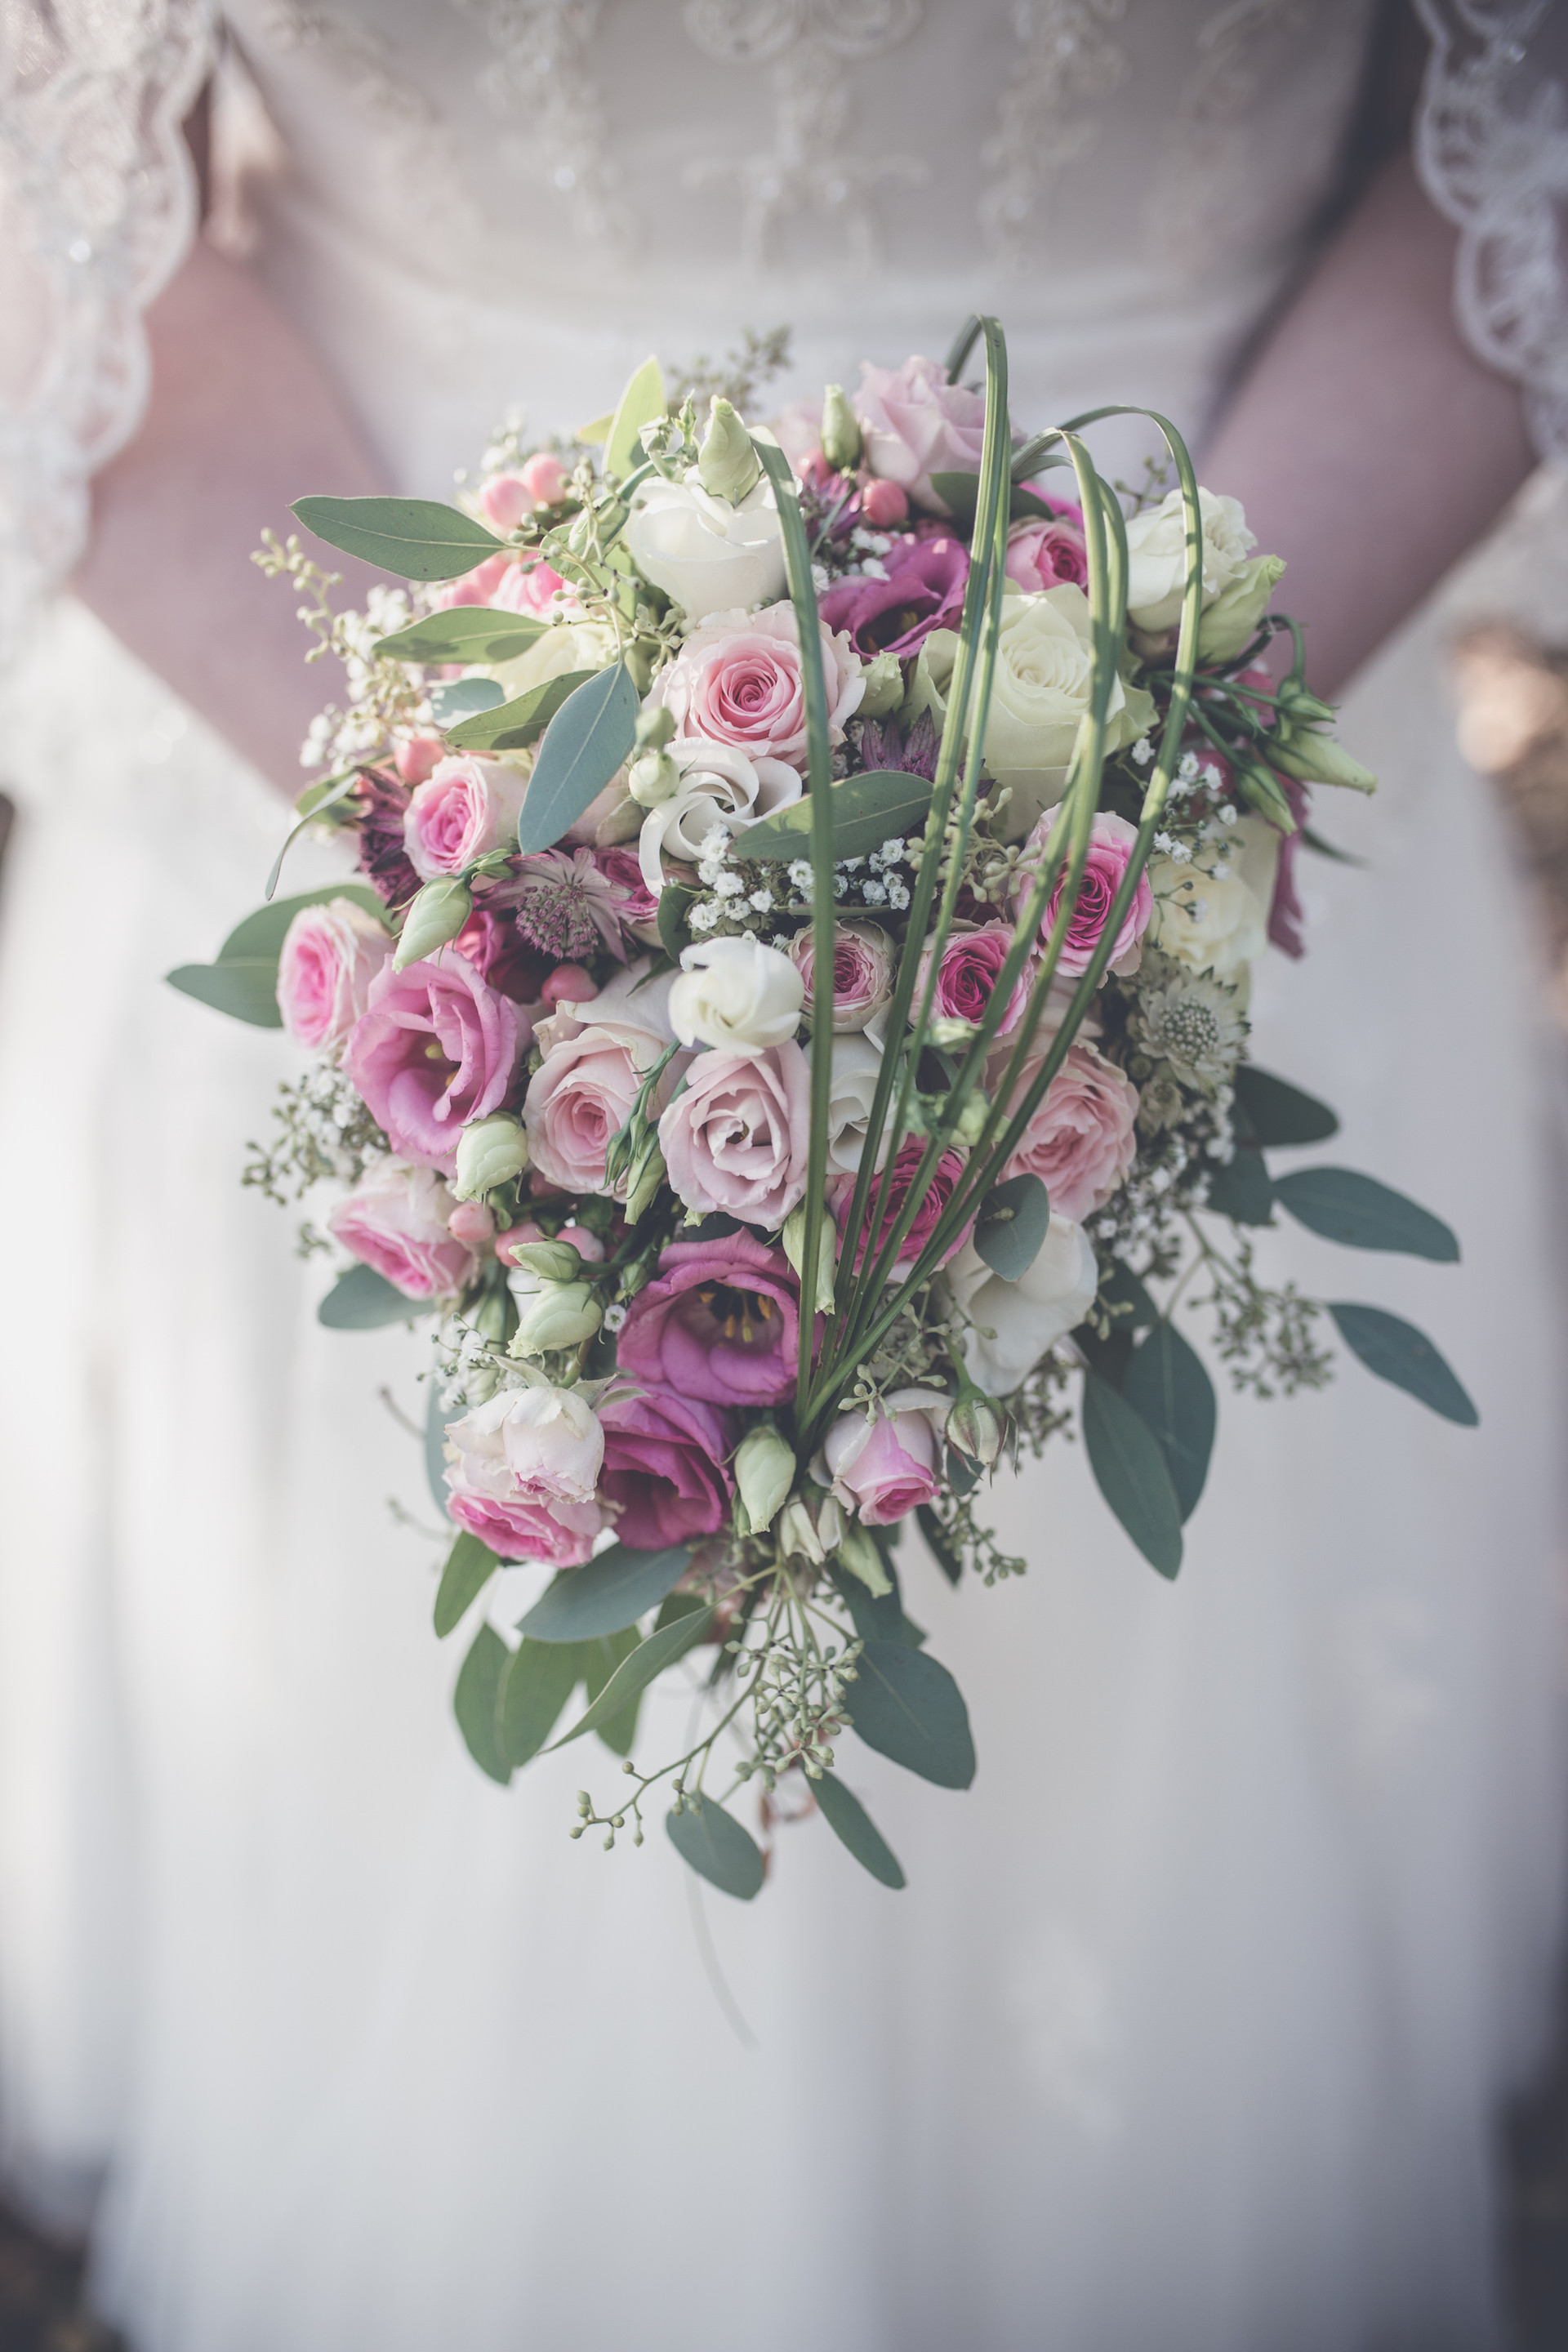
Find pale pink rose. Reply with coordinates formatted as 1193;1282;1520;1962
914;922;1033;1040
276;897;391;1052
345;954;526;1174
658;1041;811;1227
854;354;987;515
327;1160;477;1298
478;453;570;530
523;1000;676;1196
788;920;894;1033
644;602;862;773
430;552;511;612
394;733;444;786
1013;808;1153;978
1004;507;1089;593
996;1039;1138;1223
519;451;571;509
860;479;910;528
443;1383;607;1565
404;755;528;881
489;555;578;620
446;1199;496;1245
818;1389;951;1526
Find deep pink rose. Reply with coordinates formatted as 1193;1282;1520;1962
645;603;863;771
1004;507;1089;593
995;1039;1138;1222
914;921;1032;1040
346;953;526;1174
617;1234;810;1406
327;1160;477;1298
819;533;969;659
819;1390;950;1526
658;1041;811;1227
597;1383;735;1548
854;354;988;514
448;1490;604;1566
1014;808;1153;978
831;1138;973;1279
276;897;390;1051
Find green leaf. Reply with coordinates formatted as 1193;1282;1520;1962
425;1379;452;1521
1081;1372;1183;1577
915;1503;963;1585
929;470;1062;527
605;355;666;484
1232;1064;1339;1147
1328;1303;1479;1426
580;1626;643;1756
1301;826;1366;866
317;1263;431;1330
165;958;283;1028
1205;1146;1275;1226
547;1606;714;1749
1273;1168;1459;1262
515;662;640;854
291;495;504;581
829;1561;923;1648
443;669;596;754
1099;1257;1158;1337
666;1796;765;1899
657;884;697;960
433;1529;497;1637
1120;1321;1216;1522
518;1540;693;1643
219;884;385;964
813;1770;906;1889
849;1641;976;1788
497;1637;583;1767
265;767;365;900
973;1173;1050;1281
372;608;549;666
429;677;505;728
452;1624;511;1784
741;768;936;864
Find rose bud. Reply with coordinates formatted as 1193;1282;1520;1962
947;1382;1005;1468
446;1199;497;1246
859;479;909;528
394;732;445;786
820;383;862;474
452;1113;529;1201
539;964;595;1008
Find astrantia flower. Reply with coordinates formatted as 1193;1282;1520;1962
501;848;627;963
856;710;941;782
1129;959;1246;1089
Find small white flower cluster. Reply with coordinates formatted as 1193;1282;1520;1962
784;837;912;914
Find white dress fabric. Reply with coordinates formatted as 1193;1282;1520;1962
1;5;1567;2348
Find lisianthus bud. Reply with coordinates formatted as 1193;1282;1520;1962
948;1381;1005;1468
951;1089;991;1146
1271;728;1377;794
623;1133;666;1227
628;747;680;808
505;1238;581;1283
777;1491;844;1567
1235;761;1298;831
1276;678;1337;726
734;1423;796;1535
635;703;676;751
929;1016;977;1051
782;1200;839;1317
697;396;762;505
452;1113;529;1201
820;384;862;474
1196;553;1286;665
511;1280;603;1356
858;649;904;719
393;877;473;969
837;1520;892;1597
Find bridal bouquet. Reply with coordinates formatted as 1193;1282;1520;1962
172;318;1474;1899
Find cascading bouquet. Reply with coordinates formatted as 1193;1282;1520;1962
171;317;1475;1900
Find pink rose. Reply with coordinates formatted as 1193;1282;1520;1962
478;452;570;529
276;897;391;1052
819;533;969;660
787;920;894;1033
394;733;444;786
327;1160;477;1298
443;1383;606;1565
994;1039;1138;1223
818;1389;951;1526
404;755;527;882
914;921;1033;1040
489;555;577;620
523;999;675;1196
596;1383;735;1549
658;1041;811;1227
831;1138;973;1281
854;354;988;515
430;551;511;612
1014;808;1153;978
617;1233;809;1407
1004;507;1089;594
345;954;526;1174
644;602;863;772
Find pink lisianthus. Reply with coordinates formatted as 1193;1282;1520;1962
644;602;863;773
787;920;894;1033
818;1389;951;1526
276;897;391;1051
658;1041;811;1227
592;845;663;947
994;1039;1138;1223
404;755;527;881
1014;808;1153;978
914;921;1032;1040
345;953;526;1174
1004;506;1089;593
617;1233;809;1407
831;1138;973;1280
327;1160;478;1298
443;1383;607;1564
596;1383;735;1549
524;996;676;1197
429;546;578;618
818;533;969;660
854;354;987;515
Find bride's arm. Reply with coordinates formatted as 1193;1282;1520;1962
71;237;387;794
1200;146;1534;700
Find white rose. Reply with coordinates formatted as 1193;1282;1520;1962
1147;817;1280;982
804;1031;891;1176
626;472;787;622
944;1215;1098;1395
1124;486;1256;636
490;617;620;701
443;1381;604;1508
669;935;804;1051
636;737;801;890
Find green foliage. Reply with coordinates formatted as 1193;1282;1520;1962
1273;1169;1459;1262
443;670;596;753
165;958;283;1028
498;1639;584;1768
973;1173;1049;1280
1205;1144;1275;1225
433;1530;497;1637
424;1380;452;1521
1232;1064;1339;1146
519;1542;693;1643
657;884;697;958
548;1607;714;1751
1329;1303;1479;1426
666;1796;765;1900
740;768;936;863
292;494;504;581
428;678;505;728
580;1627;644;1756
605;354;666;483
515;663;641;853
849;1641;976;1788
1120;1320;1216;1521
929;470;1059;525
317;1263;429;1330
1081;1371;1183;1577
453;1624;511;1784
828;1561;924;1648
813;1771;906;1890
220;884;385;964
915;1502;963;1585
373;608;548;666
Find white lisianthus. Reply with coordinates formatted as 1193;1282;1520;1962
636;737;801;890
1124;486;1255;636
944;1215;1098;1395
669;935;804;1052
626;471;787;622
1147;816;1280;982
804;1031;891;1175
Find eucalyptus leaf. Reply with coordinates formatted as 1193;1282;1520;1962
428;677;506;728
1082;1372;1183;1578
1232;1064;1339;1147
1329;1303;1479;1426
219;884;386;964
973;1173;1050;1281
515;663;640;853
498;1638;584;1768
317;1263;431;1330
547;1607;714;1750
813;1771;906;1890
292;495;504;581
741;769;936;864
265;767;365;899
452;1624;511;1784
849;1641;976;1788
1273;1168;1459;1262
518;1540;693;1643
425;1379;452;1521
829;1561;923;1649
433;1529;497;1638
666;1796;764;1900
657;884;697;959
443;670;596;753
915;1503;963;1585
605;355;666;484
165;959;283;1029
579;1626;643;1757
373;608;548;666
1120;1321;1216;1522
1205;1145;1275;1227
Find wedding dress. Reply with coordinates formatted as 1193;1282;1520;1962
2;5;1567;2348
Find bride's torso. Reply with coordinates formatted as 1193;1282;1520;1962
219;0;1377;487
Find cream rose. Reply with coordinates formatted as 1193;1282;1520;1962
944;1217;1098;1395
1147;817;1280;983
626;473;787;622
668;936;804;1052
490;617;620;702
1124;487;1255;636
806;1031;892;1177
636;737;802;890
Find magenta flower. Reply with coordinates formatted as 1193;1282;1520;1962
345;952;525;1174
915;922;1033;1040
597;1383;735;1548
617;1233;810;1406
819;533;969;661
831;1138;973;1281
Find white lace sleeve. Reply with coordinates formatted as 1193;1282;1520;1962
0;0;216;658
1414;0;1568;466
